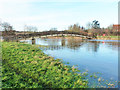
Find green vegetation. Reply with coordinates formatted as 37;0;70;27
96;36;120;40
97;36;119;38
2;42;88;88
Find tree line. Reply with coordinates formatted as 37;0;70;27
0;20;119;37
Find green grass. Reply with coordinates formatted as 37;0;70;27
2;42;88;88
97;36;120;40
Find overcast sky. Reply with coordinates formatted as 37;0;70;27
0;0;119;31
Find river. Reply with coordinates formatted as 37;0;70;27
21;37;119;88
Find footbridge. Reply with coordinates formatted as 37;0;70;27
16;31;92;40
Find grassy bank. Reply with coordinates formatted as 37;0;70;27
96;36;120;40
2;42;88;88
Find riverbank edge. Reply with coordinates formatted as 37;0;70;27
94;38;119;40
2;41;88;88
95;36;120;40
19;36;120;41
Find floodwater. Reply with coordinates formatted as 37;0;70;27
21;37;119;87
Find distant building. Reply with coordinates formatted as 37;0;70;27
113;24;120;31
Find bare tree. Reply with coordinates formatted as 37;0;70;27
1;22;13;31
23;25;38;40
50;28;57;31
86;22;92;29
32;26;38;32
66;23;87;35
0;22;15;37
107;24;113;30
24;25;38;32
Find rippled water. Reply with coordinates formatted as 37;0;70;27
21;37;119;87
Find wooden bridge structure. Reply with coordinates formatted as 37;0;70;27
2;31;93;41
16;31;92;40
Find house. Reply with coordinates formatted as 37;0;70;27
113;24;120;31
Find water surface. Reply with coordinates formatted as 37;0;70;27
21;37;119;87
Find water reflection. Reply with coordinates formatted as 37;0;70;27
21;37;119;53
21;37;119;87
66;38;84;50
32;38;35;44
87;41;100;52
61;38;65;46
36;38;119;53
